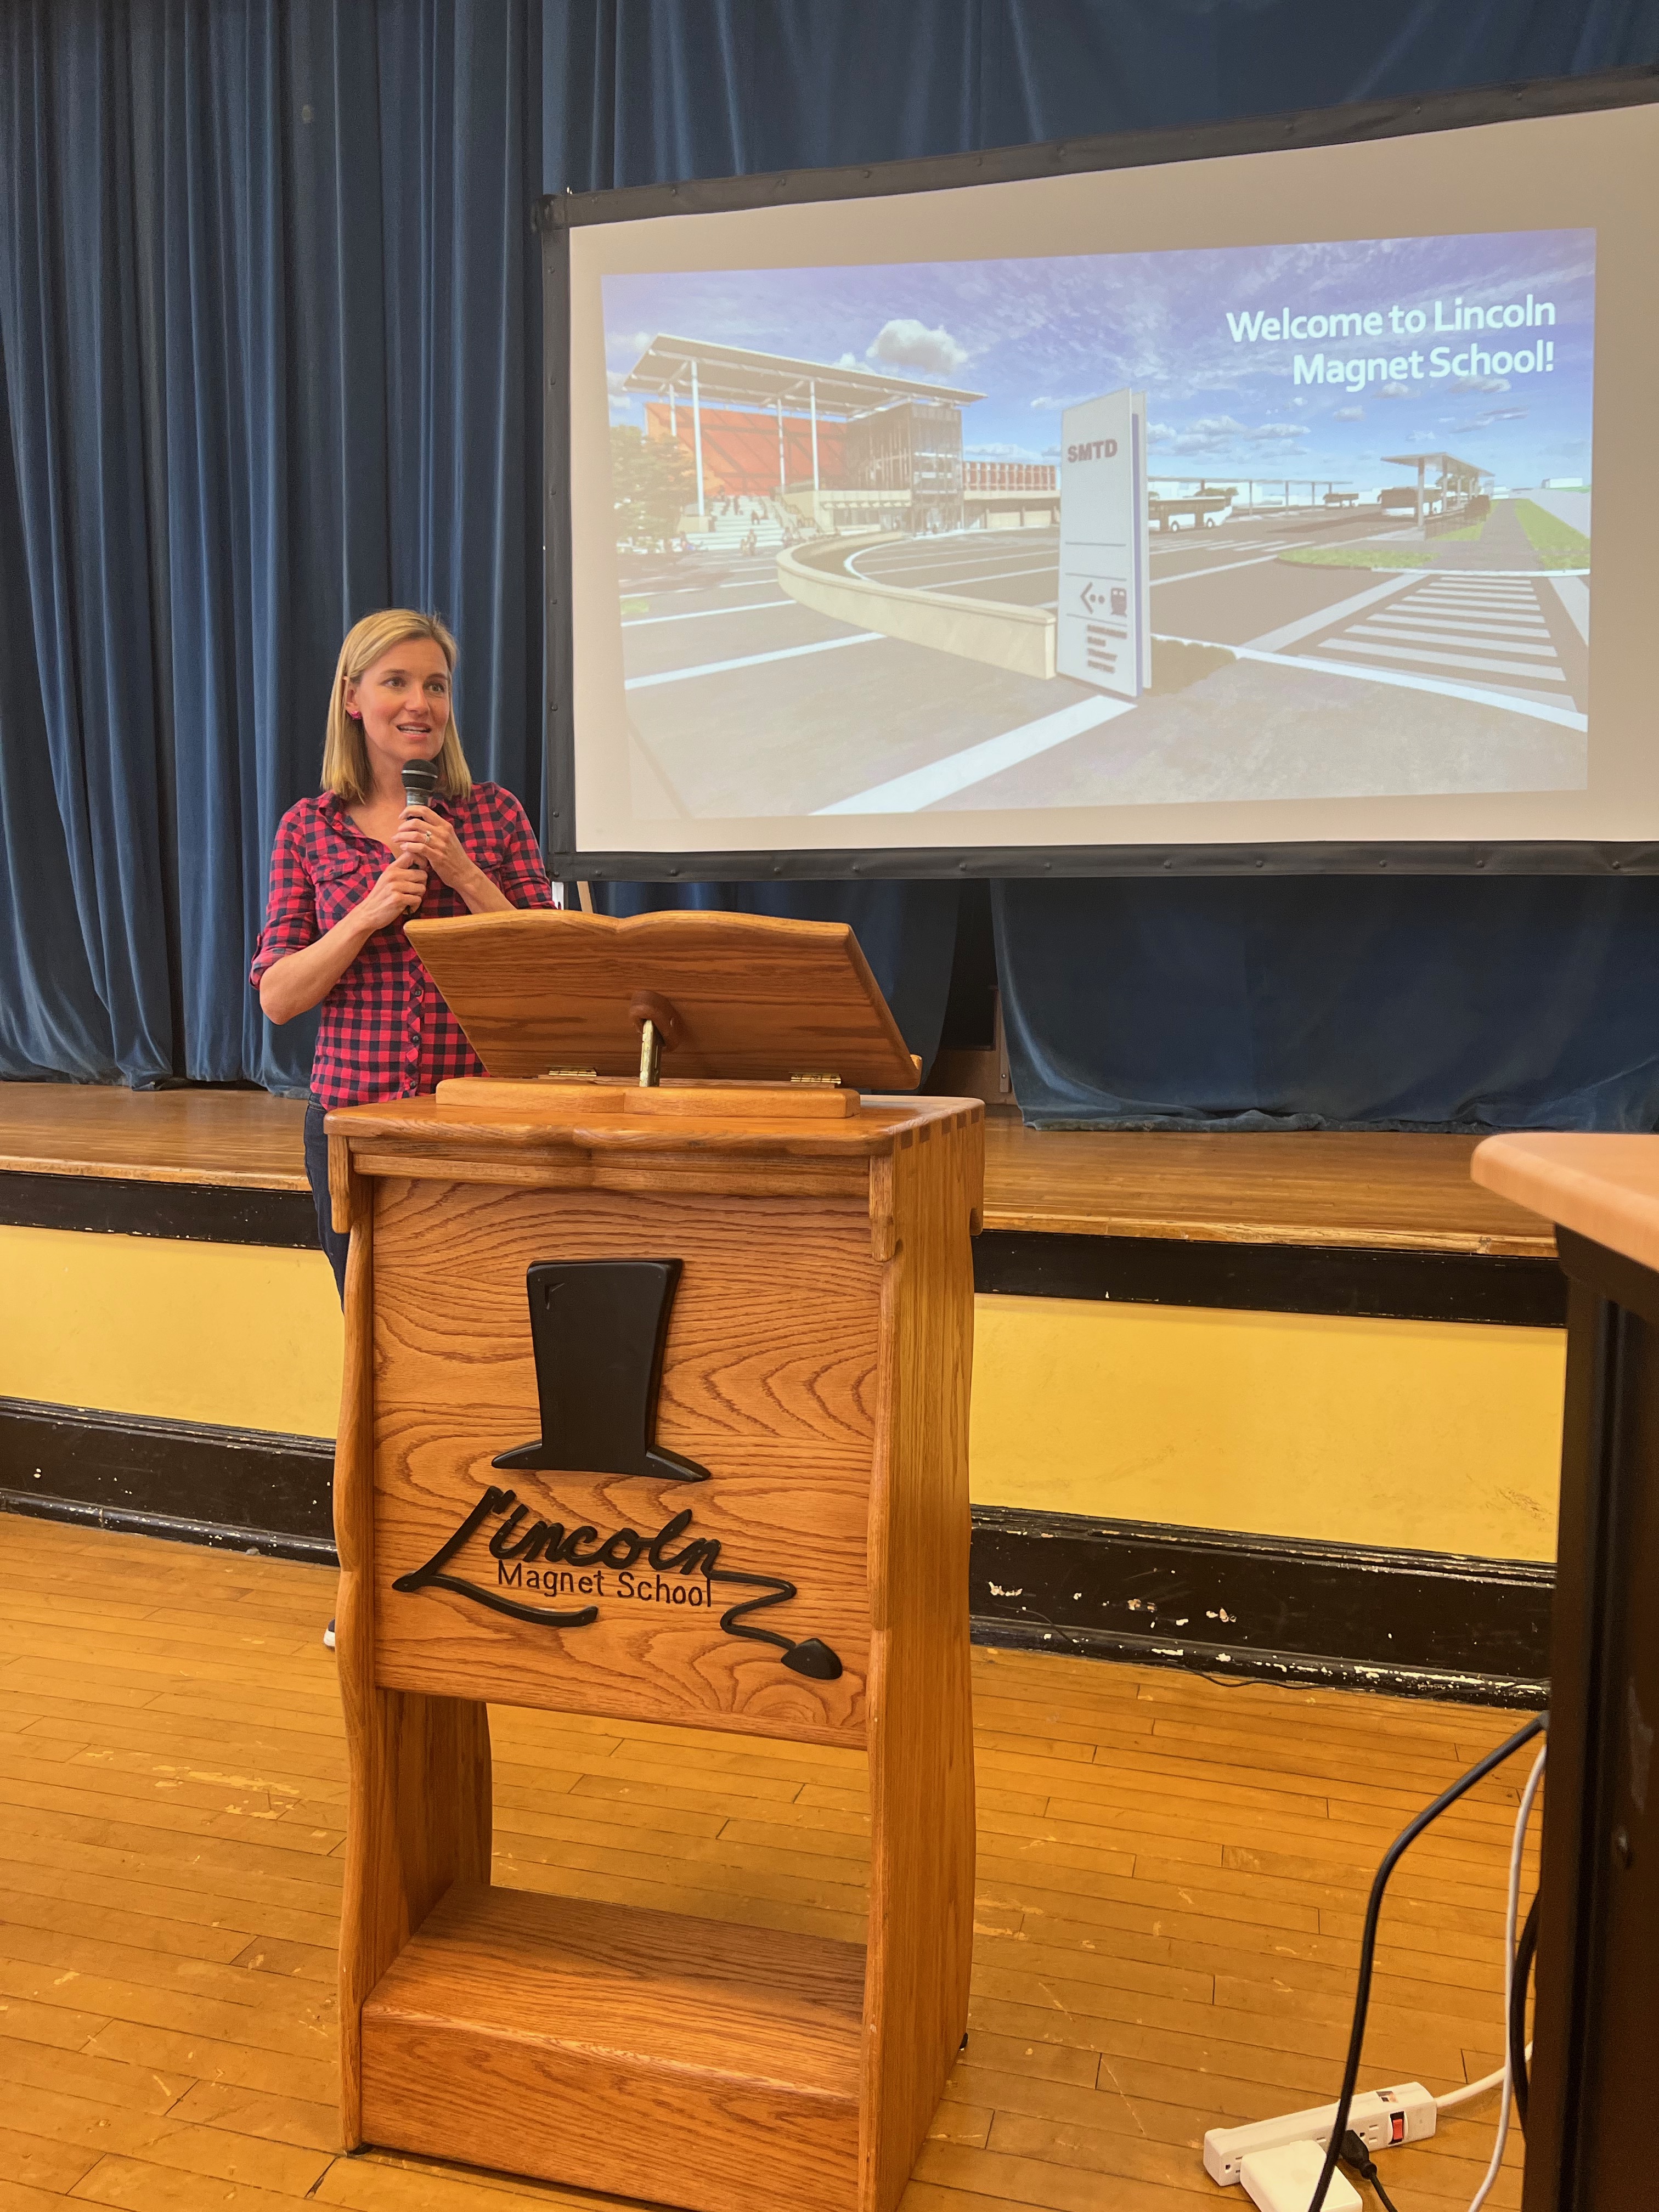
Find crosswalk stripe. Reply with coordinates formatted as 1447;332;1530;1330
1368;612;1549;633
1398;592;1542;607
1346;624;1558;658
814;695;1135;814
1408;609;1541;623
622;600;794;628
1318;638;1566;681
1147;632;1587;727
623;631;882;690
1409;591;1538;608
1369;612;1549;635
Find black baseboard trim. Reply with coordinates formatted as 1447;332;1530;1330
968;1504;1552;1709
0;1397;1552;1704
0;1171;318;1248
974;1230;1567;1328
0;1396;336;1554
0;1489;338;1567
969;1616;1547;1709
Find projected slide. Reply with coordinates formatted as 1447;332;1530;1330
599;228;1593;821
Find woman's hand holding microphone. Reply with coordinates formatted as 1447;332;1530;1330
392;805;477;892
353;804;477;935
354;854;429;932
348;806;502;940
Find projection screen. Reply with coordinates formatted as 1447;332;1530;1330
543;74;1659;876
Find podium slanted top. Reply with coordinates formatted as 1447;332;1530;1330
404;909;920;1092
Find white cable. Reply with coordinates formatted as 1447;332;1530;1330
1436;2046;1532;2113
1465;1741;1547;2211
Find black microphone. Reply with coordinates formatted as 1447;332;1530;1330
400;758;439;910
401;757;439;811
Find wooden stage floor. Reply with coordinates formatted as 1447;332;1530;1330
0;1517;1533;2211
0;1081;1553;1255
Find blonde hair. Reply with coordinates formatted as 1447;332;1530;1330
321;609;472;803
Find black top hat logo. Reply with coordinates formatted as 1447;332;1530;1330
492;1258;710;1482
396;1256;842;1680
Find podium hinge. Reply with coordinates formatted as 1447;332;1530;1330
789;1073;842;1087
540;1068;600;1082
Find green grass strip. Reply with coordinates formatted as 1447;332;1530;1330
1513;498;1591;569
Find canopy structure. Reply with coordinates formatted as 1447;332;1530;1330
621;334;984;513
622;334;983;417
1382;449;1494;520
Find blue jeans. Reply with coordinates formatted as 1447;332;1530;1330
303;1098;350;1306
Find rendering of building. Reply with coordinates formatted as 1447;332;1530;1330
621;333;985;532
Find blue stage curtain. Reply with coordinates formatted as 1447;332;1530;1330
7;1;1659;1111
996;876;1659;1131
543;0;1659;176
0;0;544;1092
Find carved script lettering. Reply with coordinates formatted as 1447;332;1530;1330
394;1489;843;1680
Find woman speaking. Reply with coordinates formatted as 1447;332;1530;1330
252;608;554;1300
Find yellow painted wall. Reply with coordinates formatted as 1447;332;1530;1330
0;1224;343;1439
970;1293;1564;1562
0;1227;1565;1564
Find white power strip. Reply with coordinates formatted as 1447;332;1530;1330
1204;2083;1438;2186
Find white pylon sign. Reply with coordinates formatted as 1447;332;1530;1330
1057;388;1150;699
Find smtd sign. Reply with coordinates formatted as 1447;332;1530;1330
1058;389;1149;699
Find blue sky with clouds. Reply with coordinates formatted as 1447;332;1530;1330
604;228;1594;492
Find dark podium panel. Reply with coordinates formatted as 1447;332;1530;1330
1523;1229;1659;2212
1472;1133;1659;2212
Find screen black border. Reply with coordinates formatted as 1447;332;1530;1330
539;62;1659;881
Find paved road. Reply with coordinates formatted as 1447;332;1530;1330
609;509;1590;821
848;511;1412;645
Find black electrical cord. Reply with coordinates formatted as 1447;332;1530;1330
1306;1714;1545;2212
1340;2129;1404;2212
1509;1887;1541;2135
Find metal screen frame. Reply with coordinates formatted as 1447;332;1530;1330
540;64;1659;881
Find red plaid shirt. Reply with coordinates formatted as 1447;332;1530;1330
251;785;554;1108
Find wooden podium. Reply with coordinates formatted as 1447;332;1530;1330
325;910;983;2212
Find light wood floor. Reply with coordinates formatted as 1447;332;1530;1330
0;1515;1533;2211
